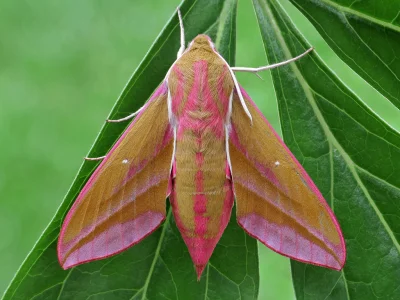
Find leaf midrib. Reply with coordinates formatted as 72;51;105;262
138;209;172;300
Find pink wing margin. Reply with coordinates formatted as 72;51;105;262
58;82;174;269
229;87;346;270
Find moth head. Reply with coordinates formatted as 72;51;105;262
188;34;215;52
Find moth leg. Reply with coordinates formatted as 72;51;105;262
176;8;185;58
84;155;106;161
106;106;145;123
231;47;314;74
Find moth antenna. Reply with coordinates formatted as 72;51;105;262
177;8;185;58
84;155;106;161
226;47;314;124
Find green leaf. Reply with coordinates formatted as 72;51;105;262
253;0;400;299
2;1;259;299
288;0;400;110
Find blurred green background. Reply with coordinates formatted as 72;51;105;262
0;0;398;299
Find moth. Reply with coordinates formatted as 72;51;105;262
58;10;346;279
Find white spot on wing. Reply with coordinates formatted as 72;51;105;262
122;159;128;164
275;161;280;166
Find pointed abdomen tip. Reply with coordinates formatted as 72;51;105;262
196;264;206;281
